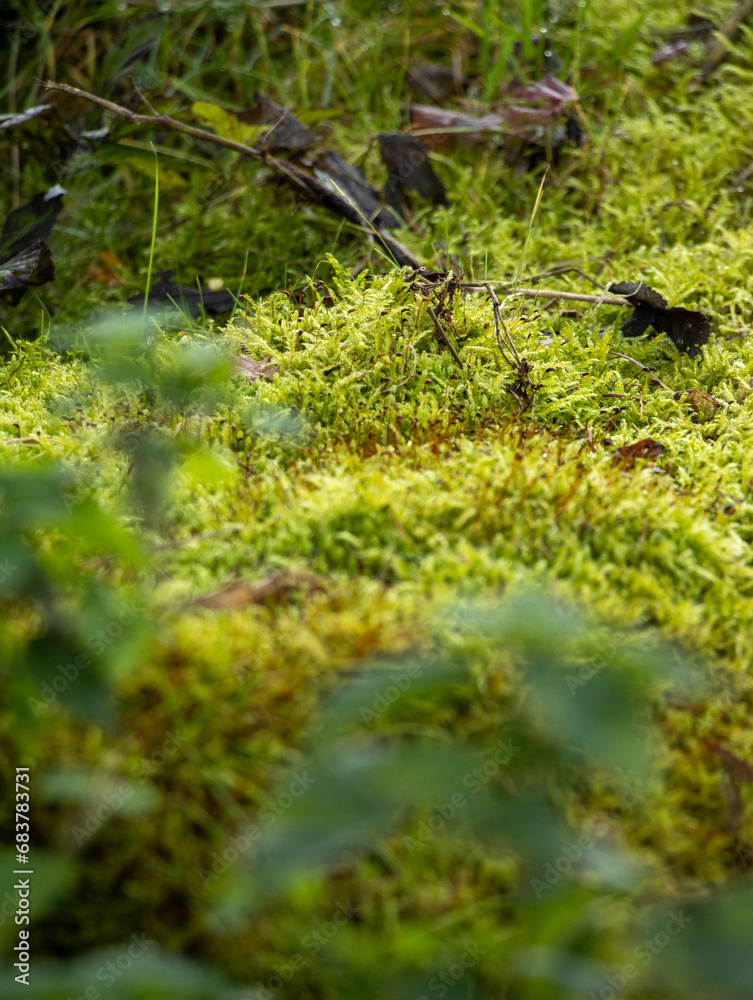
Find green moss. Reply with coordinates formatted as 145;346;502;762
7;0;753;996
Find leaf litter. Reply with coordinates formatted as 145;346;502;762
609;281;711;359
0;185;65;306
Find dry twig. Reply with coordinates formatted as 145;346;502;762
42;80;423;269
699;0;753;78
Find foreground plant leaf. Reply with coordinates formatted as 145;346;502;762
610;281;712;358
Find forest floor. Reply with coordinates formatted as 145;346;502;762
3;1;753;998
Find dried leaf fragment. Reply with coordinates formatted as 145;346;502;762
675;388;722;422
233;355;280;383
195;570;325;609
612;438;667;466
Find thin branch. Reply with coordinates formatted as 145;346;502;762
482;282;521;366
608;351;658;373
426;303;463;368
699;0;753;79
42;80;423;269
495;287;629;306
517;264;607;290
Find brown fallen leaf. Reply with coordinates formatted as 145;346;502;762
233;355;280;383
502;74;577;122
88;250;125;287
612;438;667;466
409;105;508;150
409;73;578;150
194;570;325;610
674;388;722;422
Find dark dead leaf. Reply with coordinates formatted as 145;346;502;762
0;185;64;306
312;151;401;230
687;12;716;36
407;63;463;103
236;92;315;153
610;282;669;309
0;242;55;306
194;570;325;609
197;92;420;267
378;134;447;212
674;388;722;422
0;184;65;264
127;272;234;315
233;355;280;383
651;306;711;359
611;281;711;359
612;438;667;466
